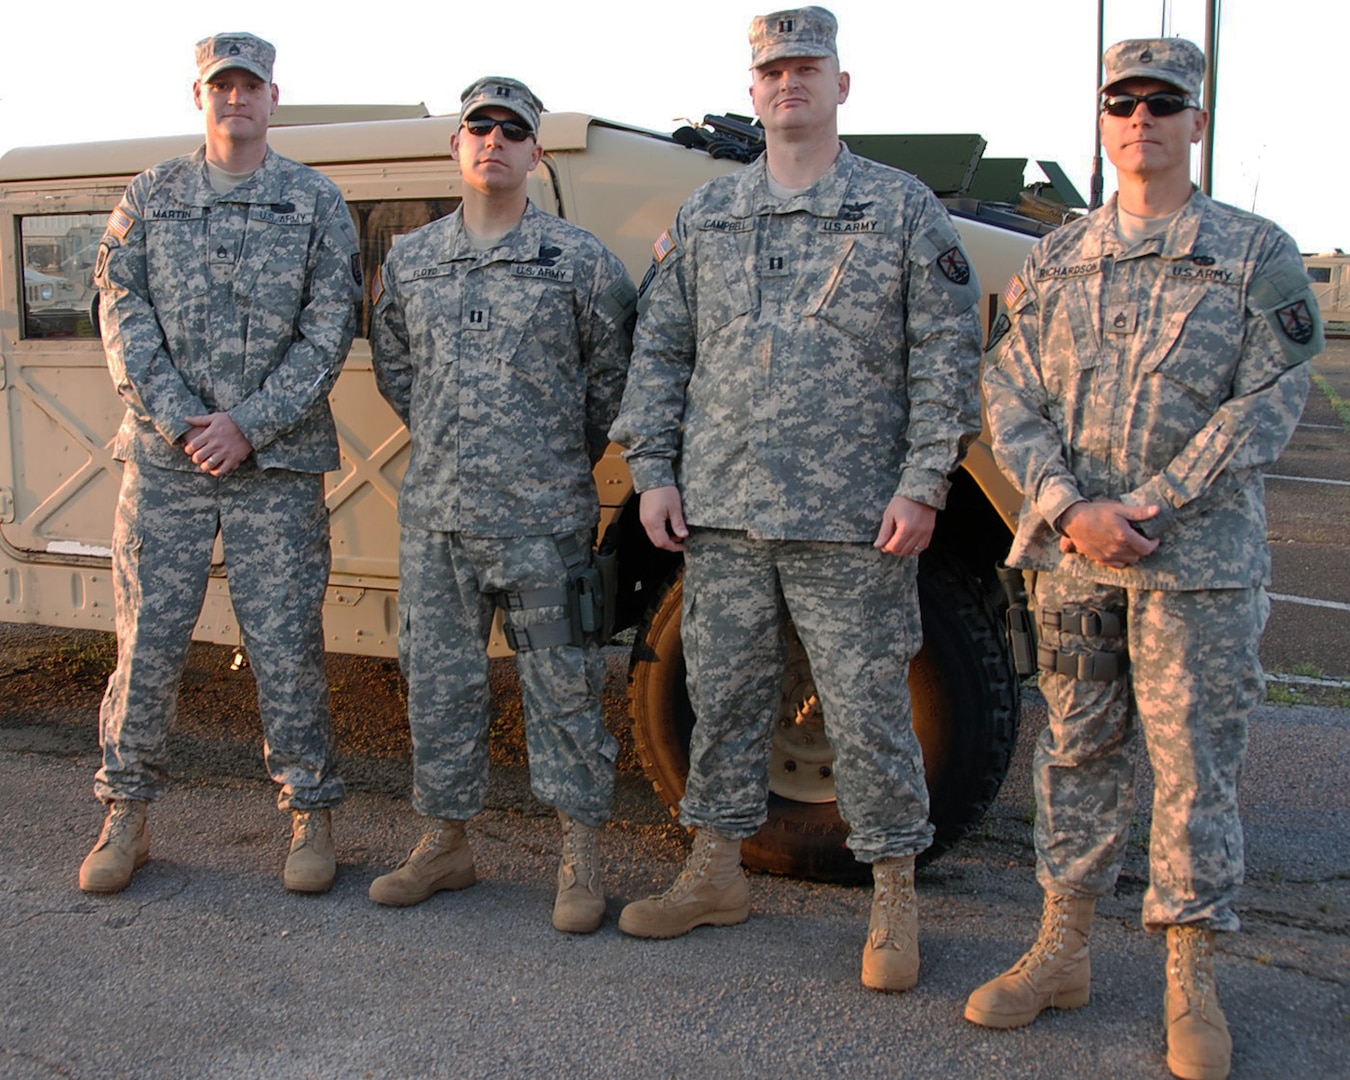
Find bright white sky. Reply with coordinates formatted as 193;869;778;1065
3;0;1345;251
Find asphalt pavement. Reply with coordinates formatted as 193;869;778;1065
1;684;1346;1079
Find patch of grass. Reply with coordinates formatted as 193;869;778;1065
48;633;118;679
1311;371;1350;429
1266;680;1350;708
1266;683;1303;706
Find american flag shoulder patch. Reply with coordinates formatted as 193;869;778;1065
653;229;676;263
108;206;135;239
1002;273;1026;309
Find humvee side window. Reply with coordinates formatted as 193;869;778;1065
18;214;108;340
18;203;462;342
348;198;461;338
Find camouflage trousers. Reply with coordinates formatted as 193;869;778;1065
96;461;343;810
678;529;933;862
1032;574;1269;931
398;526;616;827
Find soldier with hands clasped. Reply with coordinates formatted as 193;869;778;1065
82;33;361;896
967;38;1322;1080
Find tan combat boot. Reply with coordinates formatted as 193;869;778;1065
369;818;476;906
861;856;920;991
284;808;337;893
1165;925;1231;1080
552;812;605;933
618;827;750;939
964;891;1095;1028
79;800;150;893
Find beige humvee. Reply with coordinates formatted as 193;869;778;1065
0;111;1038;881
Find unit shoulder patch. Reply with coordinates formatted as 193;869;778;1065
984;313;1011;354
1275;299;1316;345
937;246;971;285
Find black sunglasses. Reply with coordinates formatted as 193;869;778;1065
1100;92;1198;118
461;116;533;142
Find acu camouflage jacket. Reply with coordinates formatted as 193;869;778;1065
983;191;1322;590
96;147;362;474
610;147;984;542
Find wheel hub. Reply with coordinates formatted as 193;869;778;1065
768;642;838;804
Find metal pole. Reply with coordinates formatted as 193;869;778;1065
1088;0;1105;209
1201;0;1219;194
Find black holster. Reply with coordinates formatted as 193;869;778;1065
997;563;1038;677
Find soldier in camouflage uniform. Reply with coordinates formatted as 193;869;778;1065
368;77;635;934
966;38;1322;1080
81;33;361;896
608;7;982;991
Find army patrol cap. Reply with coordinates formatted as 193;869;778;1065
1100;37;1205;99
749;6;838;68
195;32;275;83
460;76;543;136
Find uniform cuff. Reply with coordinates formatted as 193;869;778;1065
626;456;677;493
1037;479;1086;535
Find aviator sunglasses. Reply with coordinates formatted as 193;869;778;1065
1100;92;1198;118
461;116;534;142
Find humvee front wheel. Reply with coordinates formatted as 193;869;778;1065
628;551;1019;883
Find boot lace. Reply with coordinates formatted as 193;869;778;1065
870;865;915;947
101;802;141;846
291;810;326;848
558;816;598;888
663;831;720;902
1170;927;1218;1016
405;822;458;866
1013;894;1074;974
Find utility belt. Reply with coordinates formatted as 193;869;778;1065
998;564;1128;682
1035;605;1128;682
497;530;617;652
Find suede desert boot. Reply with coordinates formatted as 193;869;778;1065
79;800;150;893
369;818;476;906
284;808;336;893
1165;925;1231;1080
861;855;920;991
618;827;749;939
552;811;605;933
964;892;1095;1028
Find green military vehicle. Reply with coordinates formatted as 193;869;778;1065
0;109;1048;882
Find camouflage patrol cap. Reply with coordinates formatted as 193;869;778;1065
1101;38;1205;99
749;6;838;68
195;32;275;83
460;76;543;136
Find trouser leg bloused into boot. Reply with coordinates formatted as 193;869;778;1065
1165;925;1231;1080
618;828;750;939
79;801;150;893
284;808;336;894
553;812;605;933
862;856;920;991
964;892;1095;1028
369;818;476;906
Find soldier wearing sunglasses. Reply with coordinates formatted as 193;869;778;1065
969;38;1322;1080
369;77;636;933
